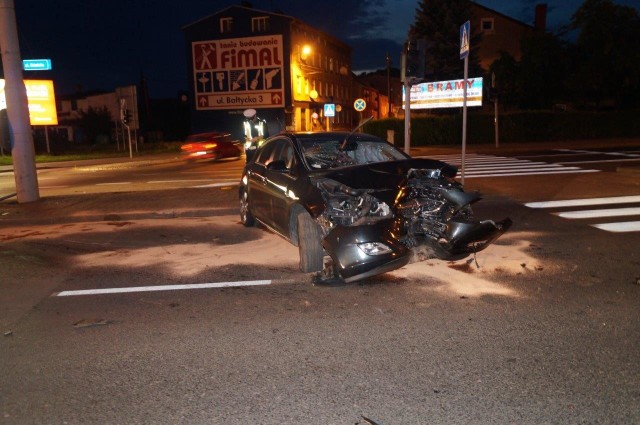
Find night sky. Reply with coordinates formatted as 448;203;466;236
11;0;640;98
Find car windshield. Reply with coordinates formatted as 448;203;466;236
300;136;408;170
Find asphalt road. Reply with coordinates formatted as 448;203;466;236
1;144;639;424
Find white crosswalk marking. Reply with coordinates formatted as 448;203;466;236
524;195;640;233
592;221;640;233
421;154;600;178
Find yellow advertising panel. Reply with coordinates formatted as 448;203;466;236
0;79;58;125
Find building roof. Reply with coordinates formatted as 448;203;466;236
181;5;350;50
470;1;535;30
182;5;292;30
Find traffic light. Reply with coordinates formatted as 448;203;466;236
122;109;131;125
405;38;426;80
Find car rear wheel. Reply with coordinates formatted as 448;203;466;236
240;190;255;227
297;211;323;273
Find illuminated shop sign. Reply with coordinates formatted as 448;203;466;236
404;77;483;109
0;79;58;125
192;35;285;110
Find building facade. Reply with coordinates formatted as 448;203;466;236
182;5;354;140
469;2;541;70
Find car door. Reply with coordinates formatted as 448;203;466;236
262;138;298;235
246;141;276;224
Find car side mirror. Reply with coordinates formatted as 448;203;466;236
266;159;289;172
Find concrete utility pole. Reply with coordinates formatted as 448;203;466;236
0;0;39;202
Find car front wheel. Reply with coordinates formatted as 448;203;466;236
240;190;255;227
297;211;323;273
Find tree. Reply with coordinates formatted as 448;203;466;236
569;0;640;108
488;52;519;110
409;0;482;81
516;32;569;109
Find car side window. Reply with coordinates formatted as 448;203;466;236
255;141;276;165
272;140;293;166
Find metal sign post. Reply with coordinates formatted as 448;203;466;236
119;98;132;158
493;72;499;148
404;79;411;155
460;21;470;185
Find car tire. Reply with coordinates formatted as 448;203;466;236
297;211;323;273
240;190;255;227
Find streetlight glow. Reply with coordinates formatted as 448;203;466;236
301;45;312;60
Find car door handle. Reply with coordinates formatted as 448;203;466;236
248;170;266;184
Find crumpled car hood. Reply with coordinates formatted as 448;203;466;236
315;158;457;204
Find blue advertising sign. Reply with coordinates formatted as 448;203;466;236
22;59;52;71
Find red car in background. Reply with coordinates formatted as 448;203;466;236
181;132;243;161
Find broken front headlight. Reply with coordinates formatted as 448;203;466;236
357;242;393;256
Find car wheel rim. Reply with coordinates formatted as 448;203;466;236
240;192;249;222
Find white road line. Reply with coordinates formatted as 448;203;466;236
55;280;272;296
592;221;640;233
518;153;597;158
557;158;640;165
180;171;242;175
555;207;640;219
95;182;132;185
451;160;539;166
421;154;599;177
555;148;640;158
465;164;570;171
525;195;640;209
463;169;598;178
193;181;239;188
147;179;213;184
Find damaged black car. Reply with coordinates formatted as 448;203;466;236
239;130;512;283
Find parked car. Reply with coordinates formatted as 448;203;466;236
239;130;512;283
181;132;243;161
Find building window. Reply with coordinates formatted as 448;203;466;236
481;18;494;33
220;17;233;33
252;16;269;32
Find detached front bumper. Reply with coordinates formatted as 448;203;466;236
322;218;411;283
432;217;513;260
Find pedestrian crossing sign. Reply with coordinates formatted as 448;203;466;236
460;21;470;59
324;103;335;117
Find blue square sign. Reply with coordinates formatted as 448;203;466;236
324;103;335;117
460;21;470;59
23;59;52;71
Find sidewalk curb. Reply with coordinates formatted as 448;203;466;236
0;154;182;174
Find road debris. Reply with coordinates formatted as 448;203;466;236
73;319;112;328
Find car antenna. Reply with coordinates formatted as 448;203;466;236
340;115;374;150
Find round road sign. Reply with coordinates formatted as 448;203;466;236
354;98;366;111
